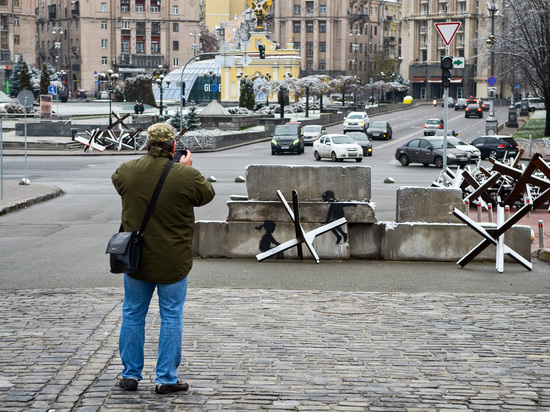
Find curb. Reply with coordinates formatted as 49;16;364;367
0;186;64;216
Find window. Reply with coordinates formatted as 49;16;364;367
306;60;313;70
306;1;314;13
101;21;107;30
101;56;108;65
136;37;145;53
172;5;179;14
319;21;326;33
293;22;301;33
100;2;107;12
319;42;326;52
151;0;160;13
101;39;108;48
173;41;179;51
306;21;314;32
294;4;301;14
319;60;326;70
121;0;130;12
122;21;130;29
320;5;326;14
151;38;160;53
306;42;313;56
14;0;19;6
14;17;19;26
152;22;160;35
173;22;179;32
293;42;300;51
136;4;143;12
173;57;179;67
14;35;20;45
121;37;129;53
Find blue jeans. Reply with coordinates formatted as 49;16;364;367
119;274;187;385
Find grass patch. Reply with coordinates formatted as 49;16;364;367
514;110;547;139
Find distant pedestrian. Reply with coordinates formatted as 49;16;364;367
138;101;144;114
112;123;215;394
134;101;140;115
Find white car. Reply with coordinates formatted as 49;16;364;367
302;125;327;145
343;111;369;132
313;134;363;162
446;137;482;163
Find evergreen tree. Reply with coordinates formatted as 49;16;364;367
39;62;51;96
9;59;26;97
19;61;32;93
239;77;255;111
185;102;202;131
167;110;187;131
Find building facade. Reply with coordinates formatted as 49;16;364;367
35;0;202;95
203;0;247;30
401;0;492;101
268;0;402;82
0;0;37;92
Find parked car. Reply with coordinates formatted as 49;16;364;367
465;103;483;118
423;118;444;136
446;137;482;163
343;111;369;133
313;134;363;162
395;137;471;168
470;135;520;160
302;125;327;145
366;120;392;140
271;122;305;155
480;101;489;111
454;98;468;110
441;97;455;107
346;132;373;156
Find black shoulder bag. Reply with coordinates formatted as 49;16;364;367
106;160;174;274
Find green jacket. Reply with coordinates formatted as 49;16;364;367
112;146;215;283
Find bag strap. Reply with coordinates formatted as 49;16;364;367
137;160;174;236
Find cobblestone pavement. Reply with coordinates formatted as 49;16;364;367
1;287;550;411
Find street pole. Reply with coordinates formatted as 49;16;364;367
178;52;219;132
485;3;499;134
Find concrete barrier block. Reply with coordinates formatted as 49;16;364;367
348;223;384;258
245;165;371;202
195;220;351;260
382;223;532;262
227;200;376;224
396;187;463;223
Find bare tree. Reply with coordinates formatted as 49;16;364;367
330;76;361;107
494;0;549;135
296;76;323;117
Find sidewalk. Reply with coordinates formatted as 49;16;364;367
1;281;550;411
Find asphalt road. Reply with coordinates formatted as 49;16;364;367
1;104;533;291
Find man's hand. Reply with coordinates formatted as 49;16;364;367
179;149;193;167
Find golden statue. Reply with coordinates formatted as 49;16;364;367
248;0;272;30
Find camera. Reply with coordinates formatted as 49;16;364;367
173;149;188;163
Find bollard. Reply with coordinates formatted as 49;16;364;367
465;199;470;216
526;198;531;218
477;202;482;222
488;203;493;224
539;220;545;249
504;205;510;220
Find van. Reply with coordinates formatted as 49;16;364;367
271;122;305;155
527;97;545;111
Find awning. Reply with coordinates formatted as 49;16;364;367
410;76;426;83
428;77;463;83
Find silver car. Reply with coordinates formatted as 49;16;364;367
302;125;327;145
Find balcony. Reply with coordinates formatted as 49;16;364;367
348;12;369;21
117;53;165;68
71;46;79;55
71;8;80;17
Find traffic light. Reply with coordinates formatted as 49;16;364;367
258;44;266;59
441;56;453;88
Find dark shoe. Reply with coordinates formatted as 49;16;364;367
119;378;138;391
155;381;189;394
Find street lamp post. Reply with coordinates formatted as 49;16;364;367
153;65;170;119
99;69;119;127
52;26;63;71
349;29;360;103
485;2;499;134
190;29;201;56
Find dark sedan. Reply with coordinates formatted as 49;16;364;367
454;98;468;110
470;135;520;160
366;120;392;140
395;137;471;168
465;103;483;118
346;132;373;156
